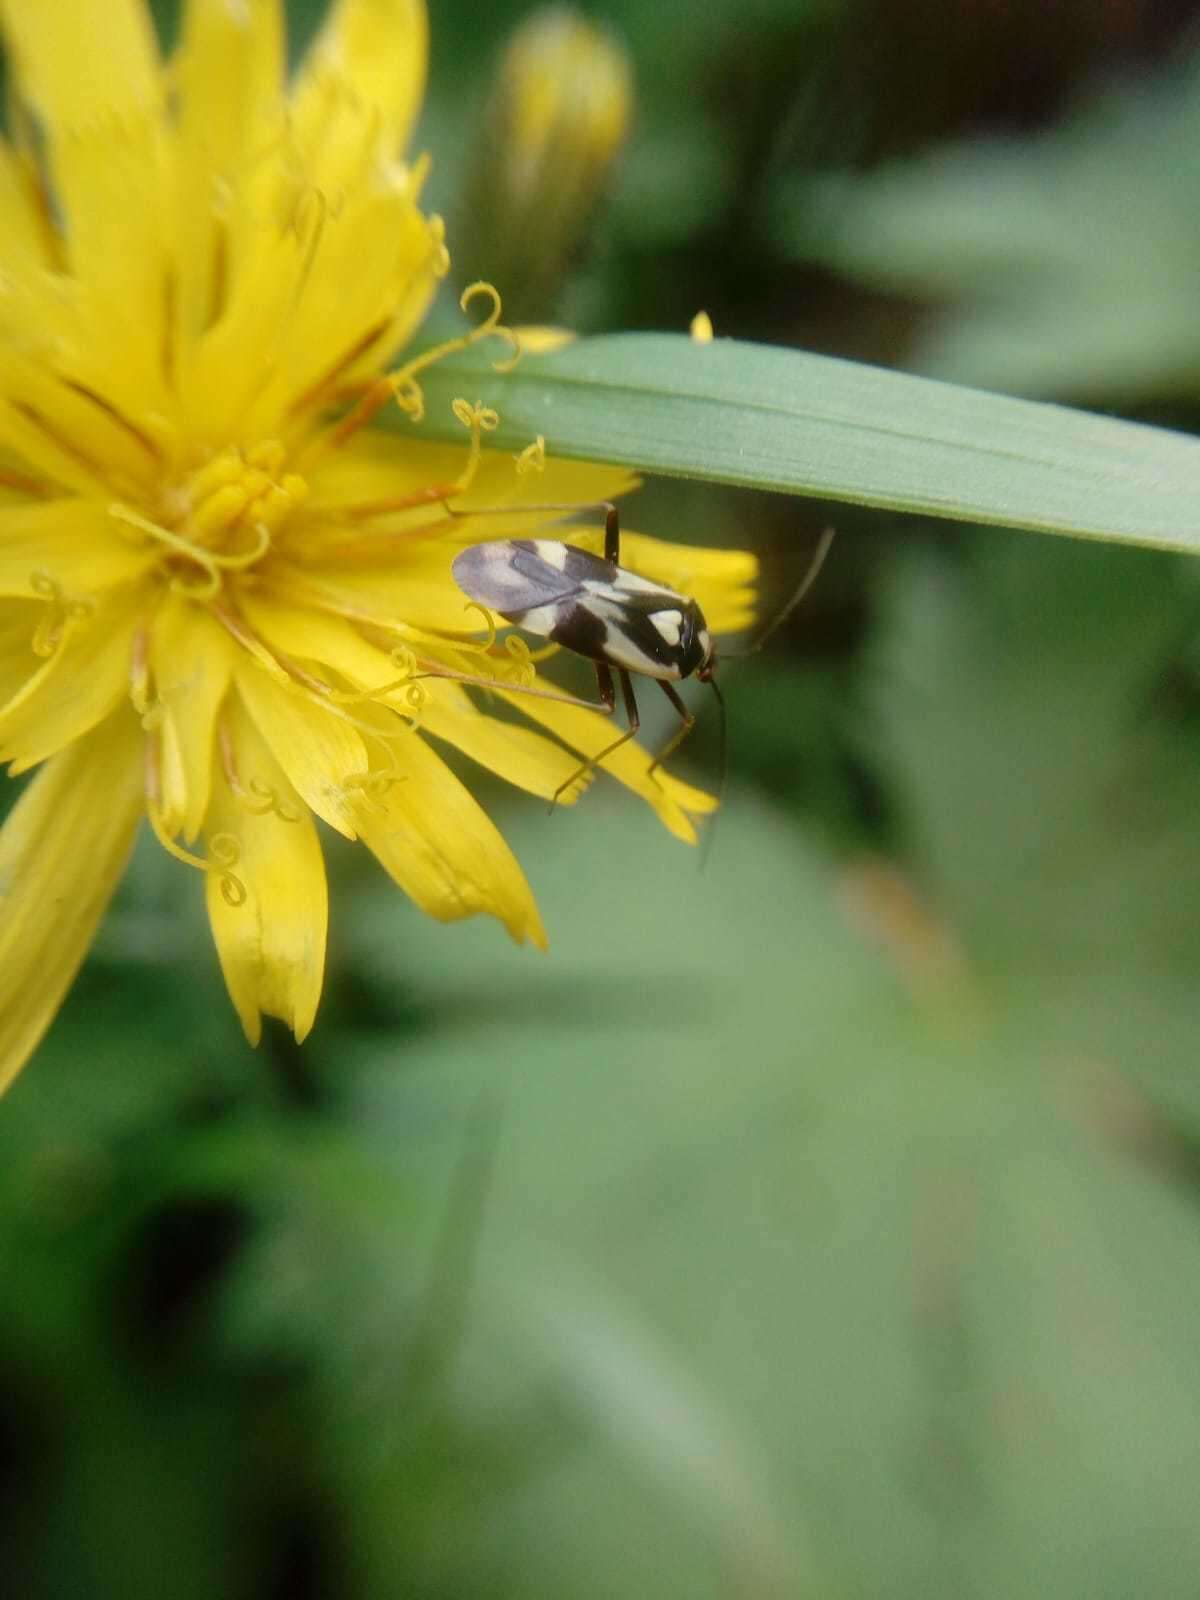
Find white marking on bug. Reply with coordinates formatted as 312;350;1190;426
517;603;572;636
532;541;571;571
602;625;684;680
650;609;683;646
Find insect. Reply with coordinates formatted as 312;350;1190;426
451;504;835;805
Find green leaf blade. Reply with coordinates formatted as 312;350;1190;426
406;333;1200;550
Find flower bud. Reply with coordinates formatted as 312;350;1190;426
456;8;633;322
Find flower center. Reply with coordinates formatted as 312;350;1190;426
110;439;309;600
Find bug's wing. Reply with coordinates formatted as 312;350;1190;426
452;540;607;613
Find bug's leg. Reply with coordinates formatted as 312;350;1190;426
550;665;639;811
647;680;696;784
603;503;620;564
594;660;617;716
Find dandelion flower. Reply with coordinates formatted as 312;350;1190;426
0;0;756;1090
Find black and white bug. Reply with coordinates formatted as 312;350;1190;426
451;504;834;805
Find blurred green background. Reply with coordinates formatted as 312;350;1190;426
8;1;1200;1594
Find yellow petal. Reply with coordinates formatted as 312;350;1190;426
238;594;585;803
0;711;143;1093
273;544;500;635
420;681;591;804
0;0;160;123
0;353;161;494
240;590;395;682
0;601;40;702
0;499;155;598
496;688;717;845
149;594;235;841
0;393;126;501
355;731;546;947
0;582;147;774
176;208;335;440
614;530;757;587
0;142;53;273
243;182;445;439
233;659;368;838
204;699;327;1045
172;0;286;344
290;0;428;180
1;0;172;416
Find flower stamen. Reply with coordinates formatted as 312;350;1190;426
242;777;302;823
501;634;538;687
318;644;429;715
209;833;249;907
343;767;409;811
449;398;500;494
215;520;273;573
515;435;546;475
145;782;247;908
459;601;497;651
29;570;94;657
108;502;225;599
215;724;301;825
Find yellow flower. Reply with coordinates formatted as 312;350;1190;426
0;0;756;1090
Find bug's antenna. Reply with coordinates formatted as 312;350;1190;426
700;529;832;866
725;526;836;660
698;673;728;872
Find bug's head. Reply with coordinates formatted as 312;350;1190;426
679;599;715;680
